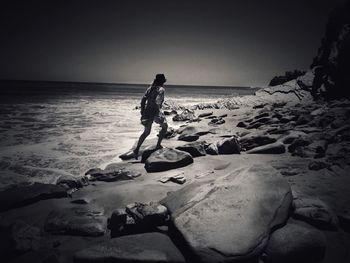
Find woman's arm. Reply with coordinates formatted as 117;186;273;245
155;87;165;109
140;87;151;116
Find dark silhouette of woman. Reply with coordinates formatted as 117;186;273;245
133;74;168;159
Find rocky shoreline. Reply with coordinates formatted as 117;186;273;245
1;71;350;262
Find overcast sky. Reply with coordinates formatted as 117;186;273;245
0;0;345;86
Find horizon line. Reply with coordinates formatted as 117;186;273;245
0;78;258;89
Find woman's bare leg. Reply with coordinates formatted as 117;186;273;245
133;122;152;159
156;122;168;149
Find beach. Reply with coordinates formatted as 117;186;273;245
0;83;256;190
1;0;349;262
0;74;350;263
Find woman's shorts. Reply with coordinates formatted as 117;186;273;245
141;113;166;126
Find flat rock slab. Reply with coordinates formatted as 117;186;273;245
198;112;213;118
159;173;186;184
246;142;285;154
85;163;141;182
0;183;67;212
74;232;185;263
177;126;211;137
178;133;199;142
161;165;292;262
44;206;106;237
292;196;339;230
56;174;89;189
240;135;277;151
279;131;308;144
264;222;327;263
176;126;198;135
145;148;193;172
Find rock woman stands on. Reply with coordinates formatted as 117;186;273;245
133;74;168;159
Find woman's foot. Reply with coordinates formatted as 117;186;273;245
155;145;163;150
133;149;139;160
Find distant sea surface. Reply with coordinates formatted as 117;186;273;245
0;83;256;190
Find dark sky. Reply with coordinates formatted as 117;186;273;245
0;0;345;86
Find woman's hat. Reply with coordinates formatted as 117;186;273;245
155;74;166;83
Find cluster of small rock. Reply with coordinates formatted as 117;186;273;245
1;92;350;262
235;99;350;174
0;166;347;263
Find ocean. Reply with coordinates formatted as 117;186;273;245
0;83;256;190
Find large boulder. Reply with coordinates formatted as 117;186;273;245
161;165;292;262
74;232;185;263
107;208;129;236
176;142;206;157
145;148;193;172
264;222;327;263
44;206;106;237
216;136;241;154
108;202;169;237
0;183;67;212
119;142;156;160
125;202;169;226
141;146;160;163
246;142;286;154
